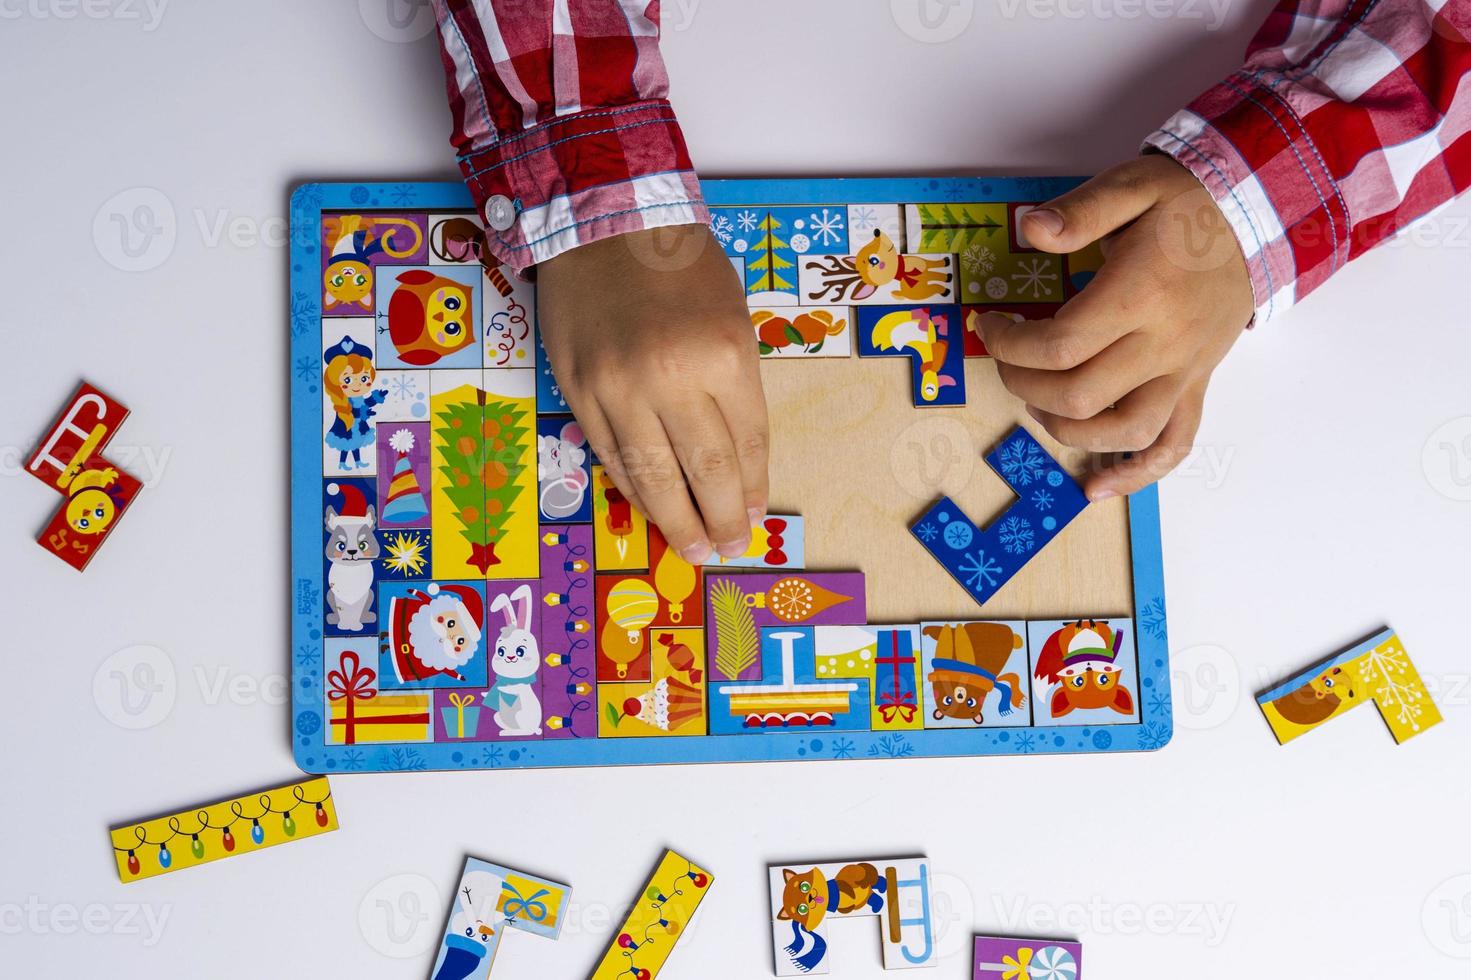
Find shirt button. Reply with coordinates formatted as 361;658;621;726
484;195;516;231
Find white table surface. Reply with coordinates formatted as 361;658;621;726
2;2;1469;977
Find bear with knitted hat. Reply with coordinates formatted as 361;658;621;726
386;583;485;684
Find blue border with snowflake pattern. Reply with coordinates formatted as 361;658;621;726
288;178;1171;774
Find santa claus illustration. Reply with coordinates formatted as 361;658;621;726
386;582;484;684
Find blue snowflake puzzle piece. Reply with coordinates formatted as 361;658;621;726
909;426;1088;606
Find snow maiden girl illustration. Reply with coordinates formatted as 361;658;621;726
323;335;387;470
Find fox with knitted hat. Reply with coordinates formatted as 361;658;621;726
1033;619;1135;719
386;582;485;685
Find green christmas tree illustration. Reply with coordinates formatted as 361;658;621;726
434;390;529;574
746;211;793;293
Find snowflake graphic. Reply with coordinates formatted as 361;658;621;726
478;744;504;768
1011;256;1059;299
1148;687;1172;716
387;183;416;206
709;212;735;246
340;748;366;771
867;734;915;759
1031;489;1054;510
808;208;845;247
957;550;1003;593
943;184;967;201
1011;731;1037;754
998;515;1035;555
295;643;318;668
831;738;855;760
942;520;973;550
294;184;324;214
1139;597;1167;639
961;243;996;276
290;290;314;338
736;209;759;232
389;374;419;399
378;747;428;771
915;522;938;543
998;437;1046;486
1138;723;1170;751
848;206;878;233
295;355;316;382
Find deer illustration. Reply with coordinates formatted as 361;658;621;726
804;229;951;303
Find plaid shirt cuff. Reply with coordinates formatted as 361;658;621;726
456;98;708;271
1143;71;1325;327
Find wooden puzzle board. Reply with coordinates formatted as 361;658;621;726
288;178;1169;774
762;355;1133;625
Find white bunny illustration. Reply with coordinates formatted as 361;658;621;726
487;584;542;736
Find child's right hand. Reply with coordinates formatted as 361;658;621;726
536;225;768;563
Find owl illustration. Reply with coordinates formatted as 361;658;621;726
387;269;475;366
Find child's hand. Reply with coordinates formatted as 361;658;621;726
977;154;1253;499
537;225;767;562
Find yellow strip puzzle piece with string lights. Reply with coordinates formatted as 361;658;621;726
110;776;339;882
591;849;714;979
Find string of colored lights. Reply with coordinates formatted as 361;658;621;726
613;857;711;980
113;783;333;874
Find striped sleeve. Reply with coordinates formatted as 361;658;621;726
1143;0;1471;324
431;0;708;270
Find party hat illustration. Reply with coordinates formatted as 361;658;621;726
381;428;429;524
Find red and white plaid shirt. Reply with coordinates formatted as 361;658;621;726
434;0;1471;323
431;0;707;270
1145;0;1471;324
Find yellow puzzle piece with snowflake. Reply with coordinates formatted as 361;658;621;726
1256;627;1442;745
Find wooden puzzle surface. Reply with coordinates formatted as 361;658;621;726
761;355;1133;624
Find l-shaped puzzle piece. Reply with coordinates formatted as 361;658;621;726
26;382;141;570
909;426;1087;607
430;856;571;980
1257;627;1442;745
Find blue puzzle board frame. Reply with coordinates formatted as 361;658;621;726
289;178;1172;772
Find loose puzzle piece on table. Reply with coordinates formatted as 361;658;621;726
856;305;966;407
770;856;935;974
591;849;713;980
974;935;1082;979
111;776;337;882
290;182;1173;772
702;516;805;569
910;426;1088;607
1257;627;1441;745
27;382;142;570
429;856;569;980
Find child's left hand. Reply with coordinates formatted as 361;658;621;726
976;154;1254;500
